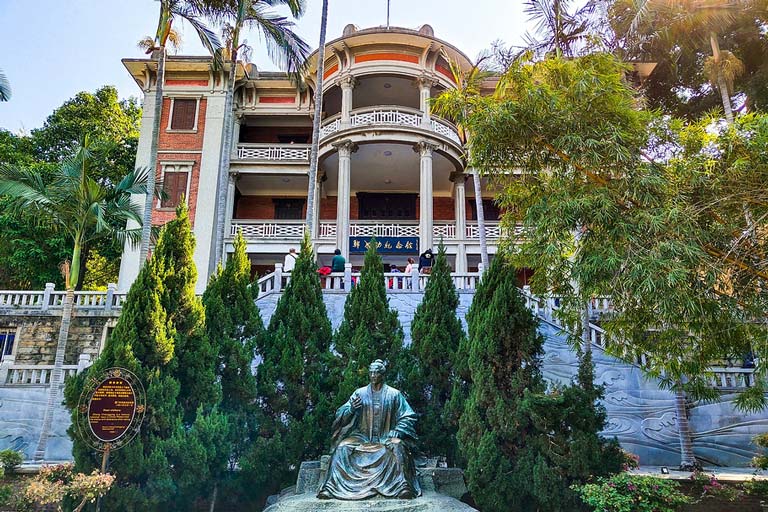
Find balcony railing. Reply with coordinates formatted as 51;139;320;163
0;286;125;314
231;220;307;239
231;220;522;242
319;106;462;145
235;143;310;162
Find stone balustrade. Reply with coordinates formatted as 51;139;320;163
0;353;91;386
0;283;125;315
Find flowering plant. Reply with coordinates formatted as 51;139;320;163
23;463;115;512
689;470;741;502
573;473;691;512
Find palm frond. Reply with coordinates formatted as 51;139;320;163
174;4;223;64
0;68;10;102
248;3;311;78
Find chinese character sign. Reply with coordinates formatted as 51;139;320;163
349;237;419;254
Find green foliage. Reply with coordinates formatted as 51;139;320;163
752;432;768;469
457;257;622;511
81;249;120;290
0;449;22;473
574;473;692;512
201;230;262;505
152;203;219;420
248;235;335;497
64;203;223;511
334;237;405;399
0;484;11;507
401;243;465;464
0;87;139;289
606;0;768;118
441;52;768;407
203;229;261;415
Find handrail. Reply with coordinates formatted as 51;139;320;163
319;106;461;144
234;143;311;162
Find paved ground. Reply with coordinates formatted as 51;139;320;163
634;466;768;481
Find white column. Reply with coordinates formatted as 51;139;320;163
416;141;437;254
311;175;321;240
340;75;356;128
417;76;435;126
224;173;238;239
118;88;156;291
334;140;357;258
231;114;242;159
453;173;468;273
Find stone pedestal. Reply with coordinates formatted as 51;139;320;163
265;460;477;511
263;491;477;512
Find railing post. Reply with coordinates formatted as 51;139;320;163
274;263;283;292
77;353;91;374
344;263;352;291
0;355;14;384
42;282;55;311
411;267;419;290
105;283;116;312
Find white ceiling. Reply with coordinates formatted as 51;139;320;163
320;142;457;195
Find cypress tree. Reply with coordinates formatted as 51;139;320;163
152;203;218;420
203;230;261;415
245;235;335;497
64;203;223;511
457;258;622;512
402;243;465;464
334;237;405;400
201;230;262;507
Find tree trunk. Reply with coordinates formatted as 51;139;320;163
34;288;75;461
305;0;329;240
213;60;238;270
710;32;734;125
674;383;699;470
139;47;166;265
471;169;489;269
209;483;218;512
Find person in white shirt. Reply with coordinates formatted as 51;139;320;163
283;248;297;272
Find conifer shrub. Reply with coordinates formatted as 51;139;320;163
334;237;405;400
64;203;225;511
246;235;335;499
456;256;622;511
402;243;465;464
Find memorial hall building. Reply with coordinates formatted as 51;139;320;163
118;23;503;293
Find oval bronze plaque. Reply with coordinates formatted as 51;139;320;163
87;376;137;443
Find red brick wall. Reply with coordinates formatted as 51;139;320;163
235;196;308;219
152;97;207;227
433;197;455;220
319;196;337;220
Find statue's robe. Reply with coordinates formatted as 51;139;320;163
318;384;421;500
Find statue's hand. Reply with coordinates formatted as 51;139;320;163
350;393;363;410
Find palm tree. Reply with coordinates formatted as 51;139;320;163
622;0;746;124
0;68;10;102
0;136;149;461
206;0;310;268
523;0;601;58
432;56;492;270
139;0;222;266
305;0;329;239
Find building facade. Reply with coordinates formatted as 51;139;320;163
118;24;504;293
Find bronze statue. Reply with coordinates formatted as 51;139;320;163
317;359;421;500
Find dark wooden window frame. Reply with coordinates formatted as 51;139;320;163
273;198;306;220
159;163;192;209
167;97;200;132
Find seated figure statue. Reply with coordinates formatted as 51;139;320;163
317;359;421;500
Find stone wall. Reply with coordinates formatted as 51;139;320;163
2;313;113;365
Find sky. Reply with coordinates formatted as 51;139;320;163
0;0;529;133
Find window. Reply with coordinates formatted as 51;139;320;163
0;329;15;362
159;162;192;209
169;98;198;131
274;199;305;220
358;193;416;220
469;199;501;221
